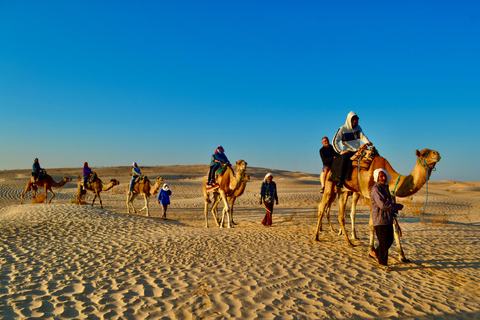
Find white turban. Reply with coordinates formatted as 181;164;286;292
373;168;391;184
163;183;170;191
264;173;274;182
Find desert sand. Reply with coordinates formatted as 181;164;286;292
1;165;479;319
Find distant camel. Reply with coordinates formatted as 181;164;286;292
126;176;164;216
76;175;120;209
315;148;441;262
210;173;250;226
202;160;248;228
20;174;72;204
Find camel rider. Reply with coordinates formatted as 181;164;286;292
32;158;44;183
129;162;142;193
207;145;230;186
83;162;93;188
332;111;372;188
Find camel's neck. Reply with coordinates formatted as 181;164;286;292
389;160;429;197
102;182;117;191
229;168;245;190
52;178;69;188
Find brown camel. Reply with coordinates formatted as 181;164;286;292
20;174;72;204
210;172;250;226
315;148;441;262
76;176;120;209
126;176;164;216
202;160;248;228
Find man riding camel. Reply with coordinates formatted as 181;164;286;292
332;111;372;188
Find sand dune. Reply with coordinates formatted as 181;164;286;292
1;166;479;319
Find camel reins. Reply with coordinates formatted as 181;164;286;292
393;150;435;223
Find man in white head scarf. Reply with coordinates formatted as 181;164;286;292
259;173;279;226
370;168;403;271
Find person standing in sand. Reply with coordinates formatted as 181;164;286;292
369;168;404;271
319;136;338;193
259;173;279;226
158;183;172;220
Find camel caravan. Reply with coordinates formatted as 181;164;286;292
18;111;442;268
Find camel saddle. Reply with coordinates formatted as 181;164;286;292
350;146;379;171
134;175;149;183
87;172;97;184
215;164;230;177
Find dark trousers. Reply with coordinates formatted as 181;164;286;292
262;202;274;226
374;224;394;266
208;163;220;182
162;204;168;217
338;151;353;182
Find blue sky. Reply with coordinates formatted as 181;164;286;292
1;1;479;181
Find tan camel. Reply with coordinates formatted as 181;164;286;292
20;174;72;204
315;148;441;262
76;176;120;209
126;176;164;216
210;173;250;226
202;160;248;228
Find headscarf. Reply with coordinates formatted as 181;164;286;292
215;145;224;153
373;168;391;184
84;162;89;167
162;183;170;191
264;173;274;183
133;162;137;166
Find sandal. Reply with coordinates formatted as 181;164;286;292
369;252;378;261
378;265;392;271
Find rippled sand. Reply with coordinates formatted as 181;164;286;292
1;166;479;319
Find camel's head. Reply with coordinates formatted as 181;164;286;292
235;160;247;172
153;176;164;195
416;149;441;169
110;179;120;186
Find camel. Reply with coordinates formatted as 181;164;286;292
76;176;120;209
202;160;248;228
210;172;250;226
315;148;441;262
126;176;164;216
20;174;72;204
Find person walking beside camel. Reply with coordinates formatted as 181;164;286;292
369;168;404;271
332;111;372;188
158;183;172;220
259;173;278;226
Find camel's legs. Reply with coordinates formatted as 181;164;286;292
338;191;354;247
127;193;138;213
393;222;410;262
46;186;54;203
218;191;231;228
20;181;33;204
314;185;336;241
338;192;361;241
96;190;103;209
142;194;149;216
230;198;237;225
204;200;211;228
211;193;221;225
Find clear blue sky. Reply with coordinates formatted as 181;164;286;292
1;1;479;181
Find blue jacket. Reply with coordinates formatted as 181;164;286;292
211;152;229;166
158;189;172;205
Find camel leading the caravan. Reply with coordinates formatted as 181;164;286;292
315;148;441;262
76;176;120;209
203;160;248;228
126;176;164;216
20;174;72;204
